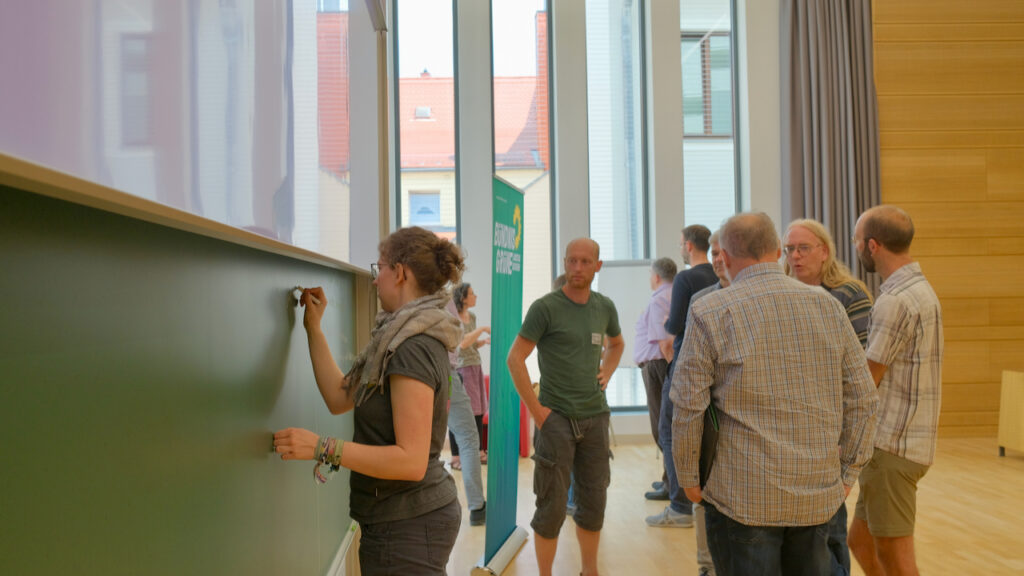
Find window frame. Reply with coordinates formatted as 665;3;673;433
681;30;733;139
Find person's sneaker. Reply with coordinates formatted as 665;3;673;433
470;503;486;526
651;480;665;491
698;568;714;576
644;486;670;500
645;506;694;528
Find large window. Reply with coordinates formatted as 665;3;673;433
394;0;457;240
681;0;737;230
586;0;646;261
682;33;732;136
492;0;551;323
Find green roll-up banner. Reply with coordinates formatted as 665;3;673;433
479;176;528;572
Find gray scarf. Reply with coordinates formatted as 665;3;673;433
346;289;462;406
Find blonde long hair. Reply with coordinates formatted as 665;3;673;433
784;219;872;301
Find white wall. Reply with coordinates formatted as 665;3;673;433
455;0;494;374
736;0;782;227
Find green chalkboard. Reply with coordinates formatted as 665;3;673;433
0;186;355;575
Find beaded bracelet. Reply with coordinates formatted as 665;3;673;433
313;436;343;484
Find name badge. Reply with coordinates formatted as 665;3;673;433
592;333;604;346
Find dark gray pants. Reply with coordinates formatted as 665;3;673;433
358;498;461;575
640;359;669;446
530;411;611;538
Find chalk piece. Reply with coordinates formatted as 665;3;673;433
293;286;321;306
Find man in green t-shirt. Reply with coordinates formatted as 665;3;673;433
507;238;624;576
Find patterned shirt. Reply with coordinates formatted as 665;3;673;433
826;281;873;347
633;283;672;364
866;262;943;466
671;263;878;527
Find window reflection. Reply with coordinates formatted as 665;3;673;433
0;0;355;262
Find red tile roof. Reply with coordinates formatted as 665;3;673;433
398;75;546;170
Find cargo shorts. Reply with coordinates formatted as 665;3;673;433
530;411;611;538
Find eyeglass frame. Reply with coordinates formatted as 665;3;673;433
782;243;822;257
370;262;379;279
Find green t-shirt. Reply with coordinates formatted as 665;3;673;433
519;289;621;418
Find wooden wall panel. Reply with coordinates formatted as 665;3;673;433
875;42;1024;95
875;0;1024;25
878;95;1024;133
874;23;1024;43
874;0;1024;436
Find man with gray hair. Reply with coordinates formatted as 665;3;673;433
633;257;677;497
672;212;878;575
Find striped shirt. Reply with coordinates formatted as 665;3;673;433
671;263;878;527
826;281;872;347
866;262;943;466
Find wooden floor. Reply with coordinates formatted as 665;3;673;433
445;437;1024;575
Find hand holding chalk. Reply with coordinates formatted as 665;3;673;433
295;286;327;332
293;286;322;306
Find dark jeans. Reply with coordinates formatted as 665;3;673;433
827;503;851;576
704;502;831;576
658;367;692;515
358;498;461;575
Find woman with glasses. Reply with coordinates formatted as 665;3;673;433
783;218;873;576
274;226;465;575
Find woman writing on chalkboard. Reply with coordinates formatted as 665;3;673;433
274;226;464;575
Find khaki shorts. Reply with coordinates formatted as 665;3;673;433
854;448;930;538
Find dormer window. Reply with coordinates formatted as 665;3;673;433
414;106;433;119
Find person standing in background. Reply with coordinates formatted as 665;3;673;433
673;213;878;576
784;218;874;576
444;294;488;526
648;225;718;526
450;283;490;468
633;257;676;499
848;206;943;576
507;238;624;576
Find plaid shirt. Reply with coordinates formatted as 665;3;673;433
866;262;943;466
671;263;878;527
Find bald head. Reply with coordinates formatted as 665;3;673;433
720;212;780;260
858;205;914;254
565;238;600;260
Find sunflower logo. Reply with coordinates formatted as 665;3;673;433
513;204;522;250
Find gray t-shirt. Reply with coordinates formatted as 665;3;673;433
348;334;458;524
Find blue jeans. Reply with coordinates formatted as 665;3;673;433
658;367;692;515
448;372;484;511
827;503;851;576
704;502;831;576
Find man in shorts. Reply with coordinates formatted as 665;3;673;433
507;238;624;576
848;205;943;576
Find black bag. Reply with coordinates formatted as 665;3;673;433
698;403;719;488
